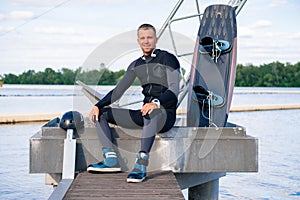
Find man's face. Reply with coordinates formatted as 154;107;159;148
137;28;157;56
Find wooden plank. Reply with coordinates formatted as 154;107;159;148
63;171;184;200
3;103;300;124
230;104;300;112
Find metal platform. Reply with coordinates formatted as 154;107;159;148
30;118;257;199
30;119;257;175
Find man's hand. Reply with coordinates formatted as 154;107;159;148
89;106;99;126
141;102;157;116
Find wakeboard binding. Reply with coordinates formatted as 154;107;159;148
199;36;232;62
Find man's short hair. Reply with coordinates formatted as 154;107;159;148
137;24;156;36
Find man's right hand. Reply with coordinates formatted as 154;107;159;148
89;106;99;126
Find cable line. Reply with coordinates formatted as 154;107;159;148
0;0;72;37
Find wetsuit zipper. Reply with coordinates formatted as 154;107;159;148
146;61;152;101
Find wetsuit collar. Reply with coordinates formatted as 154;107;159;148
141;49;157;60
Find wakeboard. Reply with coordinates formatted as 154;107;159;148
187;4;237;127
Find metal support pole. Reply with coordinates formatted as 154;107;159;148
62;129;76;179
188;178;219;200
157;0;185;39
48;129;76;200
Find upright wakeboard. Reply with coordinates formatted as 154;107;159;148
187;5;237;127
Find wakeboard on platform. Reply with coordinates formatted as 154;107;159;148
187;4;237;127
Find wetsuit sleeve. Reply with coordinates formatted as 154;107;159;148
157;53;180;108
95;62;136;109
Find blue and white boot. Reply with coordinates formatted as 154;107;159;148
87;148;121;172
127;151;149;183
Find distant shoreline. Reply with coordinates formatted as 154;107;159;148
1;104;300;124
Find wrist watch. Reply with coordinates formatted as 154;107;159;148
152;99;160;108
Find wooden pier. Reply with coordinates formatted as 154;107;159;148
2;103;300;124
63;171;184;200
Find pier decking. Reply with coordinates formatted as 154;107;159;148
2;103;300;124
63;171;184;200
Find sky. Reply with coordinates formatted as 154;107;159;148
0;0;299;75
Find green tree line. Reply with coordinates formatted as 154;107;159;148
0;67;127;85
0;61;299;87
235;61;300;87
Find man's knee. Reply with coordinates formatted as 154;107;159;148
144;109;162;120
98;107;111;121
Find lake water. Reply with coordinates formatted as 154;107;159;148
0;122;53;200
0;84;300;199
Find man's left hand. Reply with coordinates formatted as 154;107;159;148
141;102;157;116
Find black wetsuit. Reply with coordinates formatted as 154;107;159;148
95;49;180;152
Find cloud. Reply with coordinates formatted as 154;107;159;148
262;31;291;39
9;11;35;20
64;36;99;45
238;26;255;38
77;0;116;3
0;14;5;21
268;0;288;7
8;0;59;7
8;0;116;7
33;26;81;35
289;32;300;39
251;20;272;28
0;26;15;34
238;20;272;38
